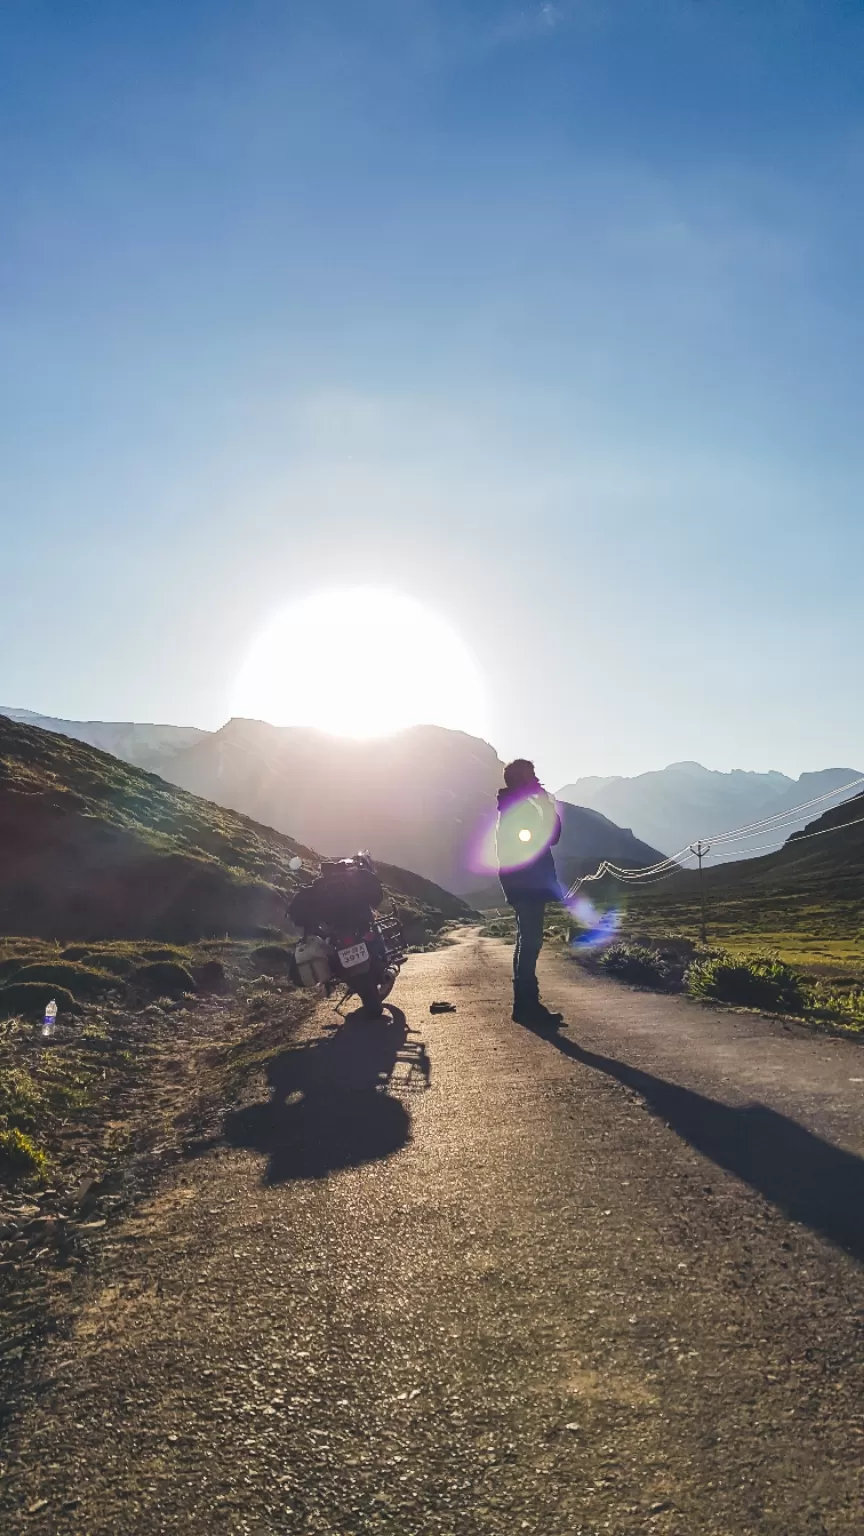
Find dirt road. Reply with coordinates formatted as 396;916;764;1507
3;933;863;1534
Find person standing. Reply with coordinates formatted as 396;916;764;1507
496;759;563;1026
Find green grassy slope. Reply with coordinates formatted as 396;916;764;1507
0;715;472;942
612;793;864;976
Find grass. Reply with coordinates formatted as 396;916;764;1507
9;961;117;999
131;960;197;996
0;982;82;1021
617;893;864;979
480;896;864;1035
609;791;864;986
0;1127;49;1175
0;934;314;1191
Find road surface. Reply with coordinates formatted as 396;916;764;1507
3;932;864;1534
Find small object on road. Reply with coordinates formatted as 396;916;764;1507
430;1001;456;1013
41;998;58;1038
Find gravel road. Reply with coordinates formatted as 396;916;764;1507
2;932;863;1535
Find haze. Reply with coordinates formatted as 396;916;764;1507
2;1;862;787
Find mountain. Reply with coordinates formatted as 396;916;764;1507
557;761;863;861
0;708;208;775
0;711;703;897
0;715;471;942
162;717;504;895
555;803;663;887
160;717;668;897
701;790;864;893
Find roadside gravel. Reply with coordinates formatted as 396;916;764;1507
1;933;862;1534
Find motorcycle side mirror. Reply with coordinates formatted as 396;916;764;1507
288;856;303;872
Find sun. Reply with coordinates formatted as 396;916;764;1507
231;588;490;739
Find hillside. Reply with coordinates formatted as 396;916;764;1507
4;711;674;898
610;792;864;974
0;708;208;775
555;802;664;887
557;761;862;860
0;715;471;942
151;718;667;897
157;717;505;895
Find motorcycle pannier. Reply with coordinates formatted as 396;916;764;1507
293;935;332;987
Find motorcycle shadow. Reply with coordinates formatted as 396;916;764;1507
224;1005;426;1184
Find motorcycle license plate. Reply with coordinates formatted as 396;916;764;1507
338;942;369;968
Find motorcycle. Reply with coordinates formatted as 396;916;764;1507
289;853;405;1018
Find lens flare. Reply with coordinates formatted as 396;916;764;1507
565;894;621;951
467;790;559;877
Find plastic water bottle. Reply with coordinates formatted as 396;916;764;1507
42;999;58;1039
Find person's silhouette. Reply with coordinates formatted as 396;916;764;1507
496;758;563;1026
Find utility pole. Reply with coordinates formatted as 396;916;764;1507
689;840;711;946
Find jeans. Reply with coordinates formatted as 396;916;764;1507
511;900;546;985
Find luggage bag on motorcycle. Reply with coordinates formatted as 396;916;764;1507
292;934;332;987
289;859;384;931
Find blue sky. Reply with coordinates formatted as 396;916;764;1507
2;0;863;785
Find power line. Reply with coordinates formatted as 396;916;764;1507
564;772;864;898
707;810;864;862
565;804;864;898
703;775;864;846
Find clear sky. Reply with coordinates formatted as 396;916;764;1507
2;0;863;787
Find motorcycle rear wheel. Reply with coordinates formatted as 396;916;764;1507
355;976;385;1019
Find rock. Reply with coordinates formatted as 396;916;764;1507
65;1176;96;1211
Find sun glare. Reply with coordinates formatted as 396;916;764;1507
231;588;489;739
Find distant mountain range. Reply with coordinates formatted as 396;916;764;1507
4;707;857;892
0;714;470;942
557;760;862;861
1;710;662;895
1;708;206;775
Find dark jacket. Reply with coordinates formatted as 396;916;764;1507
496;786;562;904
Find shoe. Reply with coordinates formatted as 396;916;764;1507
512;981;534;1023
512;982;563;1029
532;1000;564;1030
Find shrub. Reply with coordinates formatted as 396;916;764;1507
687;953;806;1013
251;944;293;967
78;951;137;976
12;961;116;1000
0;982;82;1020
0;1067;44;1129
0;1126;49;1175
193;959;228;993
806;985;864;1029
600;944;674;990
132;961;197;997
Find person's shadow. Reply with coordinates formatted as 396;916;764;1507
224;1006;429;1183
516;1017;864;1263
